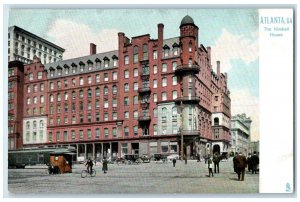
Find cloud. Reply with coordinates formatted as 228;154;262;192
230;88;259;141
47;19;119;59
210;29;258;73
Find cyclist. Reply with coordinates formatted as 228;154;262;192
85;158;94;174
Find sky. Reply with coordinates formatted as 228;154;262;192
8;8;259;141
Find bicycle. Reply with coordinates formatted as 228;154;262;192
81;168;96;178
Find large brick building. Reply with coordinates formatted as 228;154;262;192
8;15;231;160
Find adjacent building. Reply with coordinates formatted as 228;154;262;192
8;15;231;161
230;113;252;155
8;26;65;64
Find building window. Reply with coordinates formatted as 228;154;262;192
88;89;92;98
133;110;138;120
162;77;167;87
153;65;157;74
133;82;138;91
40;83;44;92
173;47;178;56
188;59;193;67
153;108;158;117
57;93;61;102
112;85;117;94
72;116;76;124
133;68;138;77
104;59;109;68
64;117;68;124
104;128;109;138
172;61;177;71
96;74;100;83
49;132;53;142
50;94;54;103
79;102;83;110
80;63;85;72
96;113;100;122
153;79;157;88
80;114;84;123
153;93;157;102
64;92;68;100
79;90;83;98
113;112;117;120
71;131;75;140
104;86;108;95
40;95;44;103
153;50;157;60
104;73;108;81
134;126;138;136
112;72;117;80
104;100;109;108
95;87;100;97
153;124;158;135
88;76;92;84
57;81;61;89
29;73;33;81
104;113;108;121
27;97;31;105
124;97;129;106
162;63;167;72
79;77;84;85
88;62;93;71
124;83;129;92
72;66;77;73
189;42;192;52
124;55;129;65
66;79;70;87
124;70;129;79
124;111;129;119
37;72;42;79
133;96;138;105
112;127;117;137
162;92;167;101
95;128;100;139
113;98;117;107
65;67;69;75
172;91;177;99
87;129;91;139
124;127;129;136
72;91;76;99
172;76;177;85
133;46;139;63
143;44;148;60
79;130;83;140
56;131;60;142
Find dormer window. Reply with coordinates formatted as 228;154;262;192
71;63;77;73
95;58;101;68
49;67;54;77
79;61;85;72
57;66;62;76
87;60;93;70
163;44;170;58
103;57;109;68
133;46;139;63
112;55;118;67
64;65;69;75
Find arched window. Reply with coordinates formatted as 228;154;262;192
40;120;44;129
87;89;92;98
33;121;37;129
143;44;148;60
95;87;100;96
112;85;117;94
133;46;139;63
57;93;61;102
26;121;30;130
214;118;219;126
104;86;108;95
50;94;54;102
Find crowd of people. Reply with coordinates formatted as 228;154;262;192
83;151;259;180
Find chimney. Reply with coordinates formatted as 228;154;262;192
217;61;220;76
158;23;164;47
90;43;96;55
207;46;211;65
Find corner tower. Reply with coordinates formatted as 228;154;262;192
176;15;201;160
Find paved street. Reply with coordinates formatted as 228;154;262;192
7;157;258;195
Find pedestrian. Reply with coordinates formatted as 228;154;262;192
213;152;220;173
207;155;213;177
102;157;108;174
246;153;252;172
233;152;238;173
172;158;176;167
234;152;247;181
250;151;259;174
